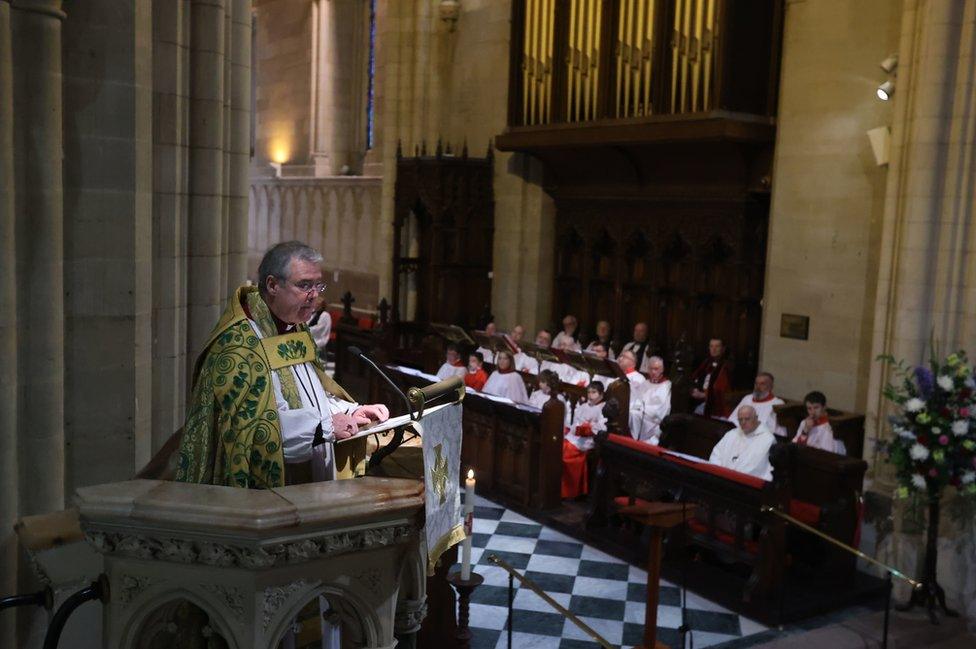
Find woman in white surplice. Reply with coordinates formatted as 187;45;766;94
483;350;529;403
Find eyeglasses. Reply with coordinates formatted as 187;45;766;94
285;279;327;295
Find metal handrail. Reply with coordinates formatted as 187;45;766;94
487;553;615;649
760;506;920;588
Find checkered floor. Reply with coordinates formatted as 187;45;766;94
453;494;769;649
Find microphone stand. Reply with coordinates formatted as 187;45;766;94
348;345;415;420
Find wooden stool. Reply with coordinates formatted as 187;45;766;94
617;501;696;649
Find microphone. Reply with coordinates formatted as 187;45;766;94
348;346;413;418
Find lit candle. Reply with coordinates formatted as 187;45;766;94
461;469;475;580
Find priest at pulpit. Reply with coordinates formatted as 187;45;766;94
176;241;390;489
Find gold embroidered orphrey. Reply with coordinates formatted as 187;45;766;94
430;443;449;505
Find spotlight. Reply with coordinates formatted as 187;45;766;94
877;80;894;101
880;54;898;74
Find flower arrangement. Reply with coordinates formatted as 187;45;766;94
878;350;976;500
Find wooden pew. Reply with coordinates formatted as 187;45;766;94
370;365;567;510
589;413;868;602
588;428;790;601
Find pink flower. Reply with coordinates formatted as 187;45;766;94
962;407;971;418
940;435;950;445
929;468;939;477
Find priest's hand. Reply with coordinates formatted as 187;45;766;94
353;404;390;423
332;412;370;440
691;388;706;400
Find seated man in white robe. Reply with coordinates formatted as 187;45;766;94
709;406;776;480
476;321;498;364
517;330;551;374
633;356;671;444
616;349;647;390
584;320;616;360
307;294;332;356
435;344;467;381
552;314;582;351
727;372;785;435
621;321;653;373
793;391;843;453
483;350;529;403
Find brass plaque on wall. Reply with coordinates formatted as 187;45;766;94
780;314;809;340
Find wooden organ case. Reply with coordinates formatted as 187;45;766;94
392;145;495;331
496;0;783;387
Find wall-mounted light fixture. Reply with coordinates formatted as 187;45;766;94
877;80;894;101
439;0;460;31
879;54;898;74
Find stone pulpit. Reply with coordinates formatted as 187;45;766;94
75;477;428;649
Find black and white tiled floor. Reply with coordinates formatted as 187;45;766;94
453;494;768;649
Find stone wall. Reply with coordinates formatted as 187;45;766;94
759;0;902;413
373;0;554;333
248;176;383;308
0;2;253;646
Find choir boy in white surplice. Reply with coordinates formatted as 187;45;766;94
476;321;498;364
709;406;776;480
552;314;582;351
518;330;552;374
435;344;468;381
621;321;653;373
793;391;842;454
567;382;608;453
483;350;529;403
633;356;671;444
727;372;785;435
528;370;571;427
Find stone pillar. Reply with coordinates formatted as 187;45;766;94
0;4;17;645
151;0;191;449
227;0;251;287
62;0;154;489
867;0;976;624
10;0;66;515
187;0;227;358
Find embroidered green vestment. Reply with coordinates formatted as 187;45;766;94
176;285;355;488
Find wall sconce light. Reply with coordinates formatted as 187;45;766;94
439;0;460;31
877;80;894;101
879;54;898;74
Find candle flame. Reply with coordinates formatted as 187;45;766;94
467;469;475;479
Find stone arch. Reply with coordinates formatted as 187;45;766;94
120;587;242;649
266;581;386;649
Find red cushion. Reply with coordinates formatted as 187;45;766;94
788;499;821;526
687;519;759;554
607;434;765;489
357;316;375;330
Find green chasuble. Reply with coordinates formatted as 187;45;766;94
176;285;358;489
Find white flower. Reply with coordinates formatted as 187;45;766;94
966;376;976;389
909;443;930;461
937;375;954;391
952;420;969;437
905;398;926;413
932;427;941;434
911;474;927;489
962;471;976;485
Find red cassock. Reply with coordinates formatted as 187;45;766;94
464;368;488;391
691;357;732;418
561;423;592;499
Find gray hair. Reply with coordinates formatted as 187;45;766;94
257;241;323;294
648;355;664;367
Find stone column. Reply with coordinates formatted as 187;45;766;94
10;0;66;516
227;0;251;288
868;0;976;623
0;4;17;645
187;0;227;359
